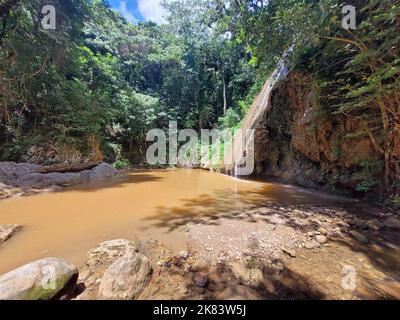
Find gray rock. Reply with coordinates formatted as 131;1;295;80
15;172;82;188
0;224;22;243
97;250;152;300
0;257;78;300
383;217;400;230
349;230;369;243
8;162;120;190
88;163;120;180
0;162;41;180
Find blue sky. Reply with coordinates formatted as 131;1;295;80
108;0;167;24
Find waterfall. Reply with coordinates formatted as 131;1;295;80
224;56;291;177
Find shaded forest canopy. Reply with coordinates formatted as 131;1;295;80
0;0;399;201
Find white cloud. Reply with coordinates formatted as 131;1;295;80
119;0;137;24
137;0;167;24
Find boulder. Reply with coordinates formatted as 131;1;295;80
0;224;22;243
88;163;120;180
15;172;82;189
0;258;78;300
75;240;139;300
86;239;138;270
1;162;120;191
97;250;152;300
0;162;41;180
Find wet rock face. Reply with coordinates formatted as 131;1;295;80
253;72;379;192
20;138;104;165
0;258;78;300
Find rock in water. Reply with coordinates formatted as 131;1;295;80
88;163;120;180
12;162;120;189
97;250;152;300
16;172;82;188
0;258;78;300
0;224;22;243
0;162;41;180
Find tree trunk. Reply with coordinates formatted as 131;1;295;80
377;95;392;193
222;76;227;114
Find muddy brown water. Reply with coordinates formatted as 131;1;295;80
0;169;354;275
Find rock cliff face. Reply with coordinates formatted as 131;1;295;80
253;72;381;194
19;134;104;165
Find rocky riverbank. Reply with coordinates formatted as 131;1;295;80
0;161;121;200
1;200;399;300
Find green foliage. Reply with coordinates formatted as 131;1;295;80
352;159;384;193
113;159;131;170
218;109;241;129
0;0;256;163
387;195;400;211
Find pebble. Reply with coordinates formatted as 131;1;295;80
305;240;319;250
366;220;383;231
349;230;369;243
179;250;190;259
316;235;328;244
383;217;400;230
194;272;209;288
317;227;328;235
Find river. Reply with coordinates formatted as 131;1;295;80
0;169;356;274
